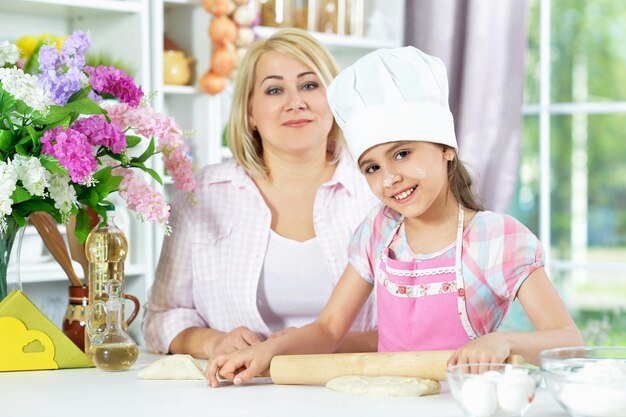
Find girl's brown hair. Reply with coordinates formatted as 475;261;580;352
445;146;484;212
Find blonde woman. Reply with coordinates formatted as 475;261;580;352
142;29;378;359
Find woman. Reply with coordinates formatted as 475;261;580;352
142;29;378;358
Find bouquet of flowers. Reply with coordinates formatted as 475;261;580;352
0;31;195;243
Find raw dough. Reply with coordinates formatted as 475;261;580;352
326;375;440;397
138;354;206;380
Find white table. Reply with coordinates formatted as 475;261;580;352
1;351;569;417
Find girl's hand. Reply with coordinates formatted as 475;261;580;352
267;326;297;340
447;332;511;373
207;342;275;387
212;326;262;358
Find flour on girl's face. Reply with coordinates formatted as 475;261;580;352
413;167;427;180
382;168;427;189
383;175;400;188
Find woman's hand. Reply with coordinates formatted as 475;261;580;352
207;341;276;387
447;332;512;373
211;326;262;358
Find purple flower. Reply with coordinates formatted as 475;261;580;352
41;126;97;184
37;31;90;105
85;65;143;108
71;115;127;154
61;31;90;69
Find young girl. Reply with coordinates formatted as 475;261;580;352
207;46;583;387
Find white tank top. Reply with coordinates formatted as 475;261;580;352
257;230;332;333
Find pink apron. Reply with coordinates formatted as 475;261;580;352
376;206;478;352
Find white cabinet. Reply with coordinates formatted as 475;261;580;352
152;0;405;170
0;0;153;342
1;0;404;343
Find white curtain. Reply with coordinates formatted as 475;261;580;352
405;0;529;212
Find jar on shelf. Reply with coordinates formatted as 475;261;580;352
260;0;295;28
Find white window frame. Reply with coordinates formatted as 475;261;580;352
522;0;626;278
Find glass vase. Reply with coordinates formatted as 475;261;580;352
0;217;25;301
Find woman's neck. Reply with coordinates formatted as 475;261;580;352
262;147;334;188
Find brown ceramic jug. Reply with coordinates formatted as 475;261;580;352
63;285;139;352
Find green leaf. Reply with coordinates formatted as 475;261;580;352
15;100;33;115
74;209;92;244
51;115;73;130
64;98;104;116
0;87;17;114
125;135;142;148
135;137;155;163
143;166;163;185
12;212;27;227
92;166;113;182
26;125;43;145
95;174;123;196
39;155;69;175
16;134;32;146
0;129;13;152
10;186;33;204
87;189;100;207
67;86;93;103
33;105;72;124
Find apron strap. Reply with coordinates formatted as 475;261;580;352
455;206;479;340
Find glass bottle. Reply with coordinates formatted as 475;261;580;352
87;280;138;371
84;205;128;356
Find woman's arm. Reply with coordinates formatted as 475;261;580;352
169;326;263;359
206;264;374;386
449;267;584;365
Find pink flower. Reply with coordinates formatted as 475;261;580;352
106;102;196;194
114;167;170;225
71;115;127;154
40;126;97;184
85;65;144;107
163;147;196;192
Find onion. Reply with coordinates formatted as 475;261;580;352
211;45;236;76
209;16;238;45
200;71;227;95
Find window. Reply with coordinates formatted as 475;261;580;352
506;0;626;344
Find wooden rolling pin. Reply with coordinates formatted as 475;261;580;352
266;350;525;385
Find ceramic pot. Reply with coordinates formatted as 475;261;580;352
163;50;194;85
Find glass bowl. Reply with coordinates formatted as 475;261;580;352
540;346;626;417
447;363;542;417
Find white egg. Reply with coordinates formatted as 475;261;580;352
461;377;498;417
482;370;503;382
496;373;535;414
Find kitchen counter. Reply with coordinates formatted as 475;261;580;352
2;351;569;417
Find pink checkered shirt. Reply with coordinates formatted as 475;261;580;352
142;156;378;353
349;207;545;337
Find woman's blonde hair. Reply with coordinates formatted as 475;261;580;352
227;28;344;177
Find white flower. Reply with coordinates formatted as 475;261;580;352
47;172;77;222
0;159;18;232
0;40;19;66
12;155;50;198
0;67;52;113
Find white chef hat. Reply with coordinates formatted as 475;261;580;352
327;46;457;162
